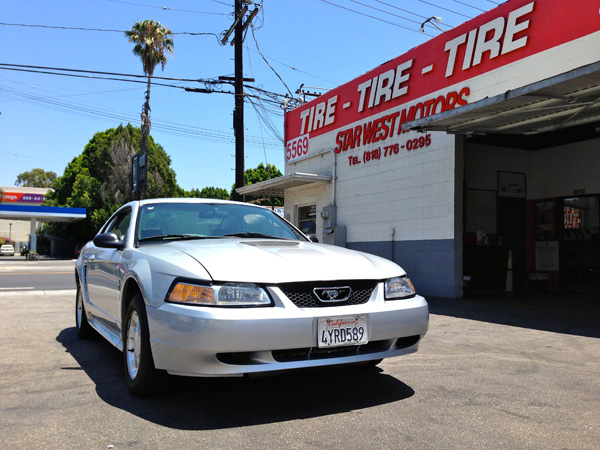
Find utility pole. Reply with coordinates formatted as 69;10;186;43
220;1;259;201
233;0;245;202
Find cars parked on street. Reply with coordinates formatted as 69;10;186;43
1;244;15;256
75;198;429;395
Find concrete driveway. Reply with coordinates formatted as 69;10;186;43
0;286;598;449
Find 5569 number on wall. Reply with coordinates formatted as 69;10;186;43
286;134;309;162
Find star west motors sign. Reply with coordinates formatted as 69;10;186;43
284;0;600;165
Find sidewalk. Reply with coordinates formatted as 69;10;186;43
0;255;76;271
0;289;76;297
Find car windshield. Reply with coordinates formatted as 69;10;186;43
137;202;306;242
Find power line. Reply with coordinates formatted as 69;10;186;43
0;84;282;148
106;0;230;15
0;62;215;83
417;0;474;19
371;0;456;27
0;149;64;164
245;48;338;86
0;22;220;37
449;0;487;13
0;75;144;99
319;0;435;36
0;63;287;109
0;65;186;89
0;23;339;87
349;0;425;27
249;24;293;98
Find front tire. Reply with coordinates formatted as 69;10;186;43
75;286;94;339
123;293;164;396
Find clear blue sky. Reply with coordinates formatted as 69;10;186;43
1;0;498;192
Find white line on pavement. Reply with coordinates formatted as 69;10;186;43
0;289;76;297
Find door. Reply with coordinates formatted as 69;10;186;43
85;209;132;335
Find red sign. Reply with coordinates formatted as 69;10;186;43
285;0;600;146
0;192;45;204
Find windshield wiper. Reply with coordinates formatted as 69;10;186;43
221;232;286;240
139;234;215;242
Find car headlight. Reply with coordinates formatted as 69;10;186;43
384;276;416;299
168;282;272;307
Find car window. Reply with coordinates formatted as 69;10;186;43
138;203;305;240
243;213;293;239
106;210;132;240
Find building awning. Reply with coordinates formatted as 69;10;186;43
0;204;86;222
236;172;332;197
403;61;600;136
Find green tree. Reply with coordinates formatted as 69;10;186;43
186;186;231;200
125;20;174;158
15;168;57;188
232;163;283;206
45;124;179;242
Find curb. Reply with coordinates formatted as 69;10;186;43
0;265;75;272
0;289;76;297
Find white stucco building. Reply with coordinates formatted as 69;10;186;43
239;0;600;298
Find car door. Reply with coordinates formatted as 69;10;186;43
85;208;132;337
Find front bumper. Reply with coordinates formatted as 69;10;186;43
146;283;429;377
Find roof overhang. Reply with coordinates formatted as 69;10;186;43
236;172;332;197
403;61;600;136
0;205;87;223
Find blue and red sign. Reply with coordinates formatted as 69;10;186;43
0;192;45;204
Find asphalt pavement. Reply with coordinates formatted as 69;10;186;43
0;255;76;293
0;259;599;449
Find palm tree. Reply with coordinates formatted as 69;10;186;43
125;20;174;156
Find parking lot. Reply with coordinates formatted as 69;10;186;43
0;258;599;449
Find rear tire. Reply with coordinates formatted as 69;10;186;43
123;293;164;396
75;286;94;339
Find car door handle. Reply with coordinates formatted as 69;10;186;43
88;255;96;261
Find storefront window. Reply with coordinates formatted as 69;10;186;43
297;204;316;235
562;196;600;292
564;197;599;241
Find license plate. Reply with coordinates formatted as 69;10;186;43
318;316;368;348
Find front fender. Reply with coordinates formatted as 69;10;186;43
119;258;193;309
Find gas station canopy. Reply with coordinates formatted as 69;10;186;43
0;204;86;253
0;204;87;222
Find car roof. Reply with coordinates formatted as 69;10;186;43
132;198;270;211
138;198;249;205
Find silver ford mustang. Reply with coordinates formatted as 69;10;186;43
75;198;429;395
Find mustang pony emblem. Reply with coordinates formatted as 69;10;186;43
313;286;352;302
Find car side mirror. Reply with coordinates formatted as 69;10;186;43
308;234;319;243
93;232;125;250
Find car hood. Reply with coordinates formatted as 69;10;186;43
149;239;405;284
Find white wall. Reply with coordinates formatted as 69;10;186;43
532;139;600;198
286;130;457;244
467;137;600;199
336;131;456;243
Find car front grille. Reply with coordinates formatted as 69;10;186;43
216;336;422;365
278;280;378;308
